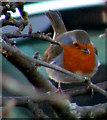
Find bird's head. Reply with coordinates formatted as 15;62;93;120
70;30;91;55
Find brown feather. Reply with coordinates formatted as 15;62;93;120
42;44;63;63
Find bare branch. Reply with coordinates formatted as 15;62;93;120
1;37;107;119
2;32;61;46
0;38;79;119
1;19;28;33
1;73;36;96
1;95;107;119
79;102;107;118
0;40;56;91
1;37;107;98
25;102;52;119
28;24;33;34
64;81;107;97
2;99;16;118
1;96;52;119
87;81;107;97
0;2;28;33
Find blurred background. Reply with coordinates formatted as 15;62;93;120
1;0;106;118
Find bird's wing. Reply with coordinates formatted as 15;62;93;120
42;10;67;63
42;44;63;63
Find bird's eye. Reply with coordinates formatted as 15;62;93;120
74;43;79;47
84;49;90;54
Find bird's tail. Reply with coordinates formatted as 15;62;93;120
46;10;66;39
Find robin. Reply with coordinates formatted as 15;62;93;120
42;10;100;89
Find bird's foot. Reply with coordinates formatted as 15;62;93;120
56;86;64;94
55;82;64;94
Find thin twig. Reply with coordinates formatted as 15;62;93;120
87;81;107;97
2;32;61;46
64;81;107;96
0;2;28;33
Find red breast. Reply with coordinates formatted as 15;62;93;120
62;42;96;75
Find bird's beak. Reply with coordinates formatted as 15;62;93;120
83;49;90;54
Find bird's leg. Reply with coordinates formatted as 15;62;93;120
56;82;63;94
58;82;61;91
84;78;94;97
87;85;94;97
91;88;94;98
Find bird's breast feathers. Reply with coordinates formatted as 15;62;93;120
62;43;97;75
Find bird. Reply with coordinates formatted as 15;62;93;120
42;10;100;90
